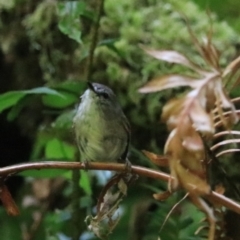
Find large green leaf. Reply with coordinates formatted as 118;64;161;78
0;87;63;113
193;0;240;31
53;110;77;129
42;91;78;109
23;87;63;96
56;81;85;95
0;209;22;239
57;1;86;43
79;170;92;196
45;138;76;160
0;92;25;113
41;82;86;108
7;97;32;121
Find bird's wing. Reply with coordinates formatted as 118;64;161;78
120;115;131;161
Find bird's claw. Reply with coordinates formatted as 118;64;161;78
124;159;132;173
82;160;89;171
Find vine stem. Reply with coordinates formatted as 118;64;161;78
84;0;105;81
1;161;240;214
74;0;105;238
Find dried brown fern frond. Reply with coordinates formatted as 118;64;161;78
212;130;240;158
196;186;232;240
139;17;240;240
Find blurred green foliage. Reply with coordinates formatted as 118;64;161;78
0;0;239;239
194;0;240;31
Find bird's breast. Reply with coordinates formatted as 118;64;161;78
74;102;127;162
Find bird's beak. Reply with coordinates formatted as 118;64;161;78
87;82;95;93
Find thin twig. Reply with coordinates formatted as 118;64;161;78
0;161;240;214
73;0;105;237
84;0;105;81
160;193;189;232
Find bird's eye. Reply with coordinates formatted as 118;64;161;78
100;92;109;99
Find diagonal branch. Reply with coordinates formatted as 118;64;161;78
0;161;240;214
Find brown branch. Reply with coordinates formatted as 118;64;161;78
0;161;240;214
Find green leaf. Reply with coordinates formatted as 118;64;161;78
19;169;68;178
42;91;78;108
57;1;86;17
57;1;86;43
31;131;51;160
0;87;64;113
62;169;92;196
80;170;92;196
0;210;22;239
45;138;76;160
7;96;30;121
56;81;85;95
0;92;25;114
23;87;64;96
58;18;81;43
53;110;77;129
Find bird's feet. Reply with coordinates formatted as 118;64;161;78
82;160;89;171
122;159;138;183
124;158;132;173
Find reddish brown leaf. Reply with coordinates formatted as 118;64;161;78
97;174;122;213
161;98;185;129
190;195;215;240
142;48;190;66
164;130;184;191
215;149;240;158
87;174;133;239
180;124;204;152
200;39;219;69
229;75;240;92
138;75;200;93
223;55;240;78
165;127;205;176
142;150;169;167
214;184;225;195
188;99;214;134
209;44;220;69
211;138;240;151
215;80;235;109
213;130;240;138
0;184;19;216
164;129;184;158
153;191;172;201
214;110;239;129
184;16;202;56
206;20;220;67
174;160;210;195
213;83;239;128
